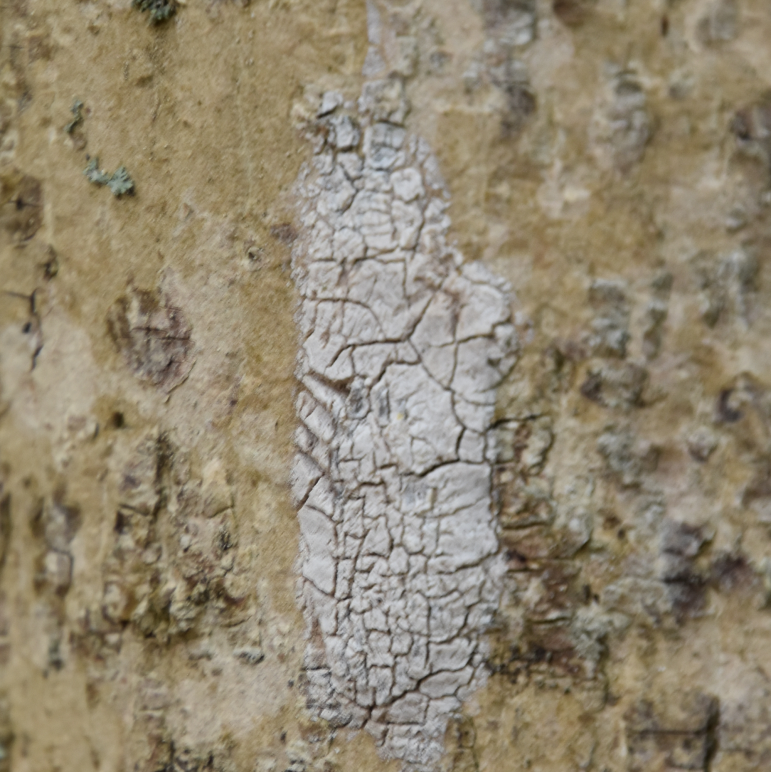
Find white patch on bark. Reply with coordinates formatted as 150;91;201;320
291;96;518;770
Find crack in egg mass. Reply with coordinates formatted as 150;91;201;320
291;95;518;770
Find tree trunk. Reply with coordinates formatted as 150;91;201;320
2;1;771;771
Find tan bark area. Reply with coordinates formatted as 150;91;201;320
2;0;771;771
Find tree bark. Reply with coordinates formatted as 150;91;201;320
2;1;771;771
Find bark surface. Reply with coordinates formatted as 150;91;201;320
2;1;771;771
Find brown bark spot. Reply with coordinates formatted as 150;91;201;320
0;170;43;242
107;286;193;392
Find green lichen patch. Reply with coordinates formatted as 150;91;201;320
107;167;135;197
132;0;177;24
83;158;111;186
84;158;135;197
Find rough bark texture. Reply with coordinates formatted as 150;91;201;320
2;1;771;771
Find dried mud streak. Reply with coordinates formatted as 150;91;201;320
290;98;518;769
